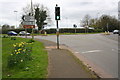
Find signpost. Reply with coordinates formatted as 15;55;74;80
55;4;60;49
22;15;35;39
22;0;35;39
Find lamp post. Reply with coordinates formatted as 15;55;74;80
14;11;18;28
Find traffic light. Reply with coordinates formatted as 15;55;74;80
55;7;60;20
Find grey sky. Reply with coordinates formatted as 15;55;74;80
0;0;119;28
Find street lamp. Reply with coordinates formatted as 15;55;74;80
14;10;18;28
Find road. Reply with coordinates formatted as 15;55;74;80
25;33;118;78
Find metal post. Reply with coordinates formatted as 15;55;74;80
107;23;109;32
32;27;34;39
56;20;59;49
75;27;76;33
25;28;27;38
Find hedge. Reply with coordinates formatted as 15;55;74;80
1;28;103;34
2;28;38;34
44;28;95;34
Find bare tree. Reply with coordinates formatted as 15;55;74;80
82;14;91;33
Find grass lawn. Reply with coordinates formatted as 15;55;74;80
2;37;48;78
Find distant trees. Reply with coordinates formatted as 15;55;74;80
82;14;91;33
82;14;91;27
82;14;119;32
98;15;119;31
2;24;15;30
2;24;10;30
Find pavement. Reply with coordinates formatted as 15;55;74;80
35;39;93;78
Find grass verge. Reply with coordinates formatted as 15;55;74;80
2;37;48;78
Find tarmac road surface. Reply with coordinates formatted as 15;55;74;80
24;33;118;78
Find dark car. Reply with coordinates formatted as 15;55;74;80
19;31;30;36
7;31;18;36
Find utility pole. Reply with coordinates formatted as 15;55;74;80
31;0;34;39
14;10;18;28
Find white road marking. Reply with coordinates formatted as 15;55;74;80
112;49;115;51
75;52;79;53
82;50;102;54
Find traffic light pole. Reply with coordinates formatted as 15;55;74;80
56;20;59;49
55;4;60;49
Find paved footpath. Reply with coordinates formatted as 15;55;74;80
35;39;93;78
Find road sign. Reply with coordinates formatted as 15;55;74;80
23;25;35;28
22;15;35;29
24;15;35;21
22;21;35;25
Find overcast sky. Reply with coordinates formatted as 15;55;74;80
0;0;119;28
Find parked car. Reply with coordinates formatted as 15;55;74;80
19;31;30;36
113;30;119;34
7;31;17;36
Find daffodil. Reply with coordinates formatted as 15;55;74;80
18;49;21;51
13;44;16;47
21;60;23;62
16;52;18;54
16;52;20;54
23;49;26;52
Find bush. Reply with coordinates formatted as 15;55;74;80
94;29;103;32
44;28;95;34
7;42;33;68
2;35;9;38
11;37;16;40
27;39;35;43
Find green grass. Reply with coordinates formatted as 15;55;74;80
2;37;48;78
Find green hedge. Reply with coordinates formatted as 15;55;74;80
44;28;95;34
2;29;38;34
2;28;103;34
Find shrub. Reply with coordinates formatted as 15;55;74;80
7;42;33;68
2;35;9;38
94;29;103;32
11;37;16;40
27;39;35;43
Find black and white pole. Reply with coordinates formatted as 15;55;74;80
56;20;59;49
55;4;60;49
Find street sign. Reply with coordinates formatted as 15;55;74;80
22;15;35;29
23;25;35;28
24;15;35;21
22;21;35;25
